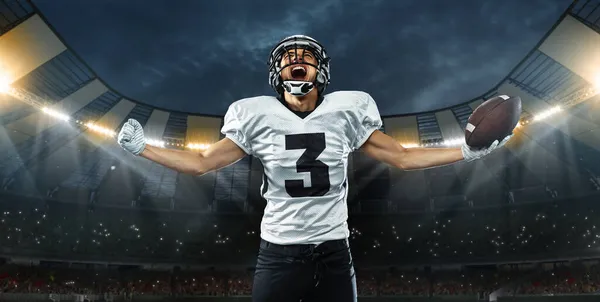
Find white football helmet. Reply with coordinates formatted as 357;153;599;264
267;35;331;97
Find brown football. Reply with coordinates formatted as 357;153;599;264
465;95;522;149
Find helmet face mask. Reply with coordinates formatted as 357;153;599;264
268;35;331;97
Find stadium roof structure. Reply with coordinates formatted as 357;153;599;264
1;0;600;214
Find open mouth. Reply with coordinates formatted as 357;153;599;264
290;66;307;80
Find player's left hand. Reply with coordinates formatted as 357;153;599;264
461;135;512;162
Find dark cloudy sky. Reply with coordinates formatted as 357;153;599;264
32;0;572;116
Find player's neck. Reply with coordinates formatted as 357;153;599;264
283;90;319;112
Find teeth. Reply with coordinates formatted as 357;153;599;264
292;66;305;72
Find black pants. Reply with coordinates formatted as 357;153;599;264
252;238;357;302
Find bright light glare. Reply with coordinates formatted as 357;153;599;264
401;140;464;148
187;143;210;150
533;106;562;121
85;122;116;137
595;73;600;90
41;107;70;122
0;75;11;93
401;143;420;148
146;139;165;148
443;138;465;147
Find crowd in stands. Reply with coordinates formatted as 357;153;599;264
3;194;600;297
3;194;600;266
4;262;600;297
0;263;522;297
513;263;600;295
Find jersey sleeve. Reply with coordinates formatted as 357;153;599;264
221;102;253;155
352;93;383;150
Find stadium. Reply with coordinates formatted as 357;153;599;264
1;0;600;301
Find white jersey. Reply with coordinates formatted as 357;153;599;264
221;91;383;245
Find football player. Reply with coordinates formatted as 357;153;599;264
117;35;512;302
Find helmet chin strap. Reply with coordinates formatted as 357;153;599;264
282;80;315;96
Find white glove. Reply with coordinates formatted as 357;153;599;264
461;135;512;162
117;119;146;156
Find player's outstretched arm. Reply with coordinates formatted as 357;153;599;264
118;118;246;175
360;130;464;171
141;138;246;176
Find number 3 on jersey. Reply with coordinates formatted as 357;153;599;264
284;133;331;197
